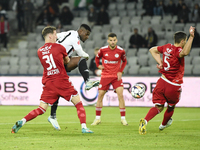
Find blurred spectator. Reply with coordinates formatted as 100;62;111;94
36;8;52;25
45;0;59;23
190;29;200;47
191;3;200;23
176;3;190;23
87;5;97;28
144;27;158;48
129;28;145;49
93;0;109;10
74;0;87;10
12;0;25;32
0;1;9;10
23;0;35;34
175;0;184;15
142;0;157;17
127;0;138;2
165;0;176;16
96;6;109;25
0;15;9;51
56;23;64;33
89;47;102;76
0;4;7;19
59;6;74;25
153;1;166;17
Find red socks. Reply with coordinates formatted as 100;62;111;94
162;108;174;125
120;108;126;117
96;107;102;116
144;107;160;122
75;101;86;124
24;106;46;122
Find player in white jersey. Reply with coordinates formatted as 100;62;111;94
48;24;99;130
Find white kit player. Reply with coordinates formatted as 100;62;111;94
48;24;99;130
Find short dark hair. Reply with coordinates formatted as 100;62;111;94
174;31;187;44
42;26;56;38
80;24;91;32
108;33;117;38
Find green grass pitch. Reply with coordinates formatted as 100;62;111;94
0;106;200;150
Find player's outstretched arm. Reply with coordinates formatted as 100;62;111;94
179;26;195;58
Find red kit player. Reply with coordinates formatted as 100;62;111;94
139;26;195;135
91;33;128;126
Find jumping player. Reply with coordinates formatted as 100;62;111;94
48;24;99;130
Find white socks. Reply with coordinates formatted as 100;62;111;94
81;123;87;129
22;118;26;126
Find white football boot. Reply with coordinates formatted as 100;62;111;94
48;116;61;130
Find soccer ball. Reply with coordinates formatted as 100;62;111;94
131;84;145;98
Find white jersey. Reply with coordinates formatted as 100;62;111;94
56;30;89;59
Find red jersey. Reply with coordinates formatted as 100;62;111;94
157;43;184;84
37;43;69;84
95;45;127;78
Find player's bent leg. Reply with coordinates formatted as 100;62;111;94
159;105;175;131
65;56;80;72
77;57;99;90
139;118;147;135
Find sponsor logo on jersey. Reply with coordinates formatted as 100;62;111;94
166;48;172;53
105;53;108;56
104;60;118;64
115;54;119;58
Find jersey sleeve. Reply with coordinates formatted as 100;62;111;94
95;48;103;67
60;45;68;58
57;32;65;40
157;45;164;53
119;50;127;72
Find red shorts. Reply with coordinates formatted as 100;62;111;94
40;79;78;105
98;77;123;91
153;77;182;106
